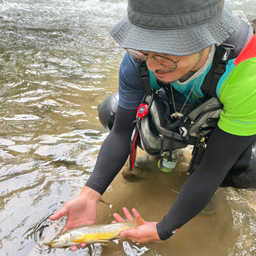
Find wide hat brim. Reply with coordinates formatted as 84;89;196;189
109;3;241;56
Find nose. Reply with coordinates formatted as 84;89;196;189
146;57;162;72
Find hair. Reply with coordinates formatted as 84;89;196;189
198;45;212;60
198;49;205;57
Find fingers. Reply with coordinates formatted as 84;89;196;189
120;228;143;243
70;242;87;251
122;207;134;221
49;207;67;221
113;213;126;223
71;245;77;251
49;207;70;234
60;226;70;233
80;243;86;248
113;207;141;223
131;208;140;218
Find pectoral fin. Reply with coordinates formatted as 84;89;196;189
96;239;111;245
71;236;86;244
97;239;110;243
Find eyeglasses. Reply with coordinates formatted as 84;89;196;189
126;49;183;70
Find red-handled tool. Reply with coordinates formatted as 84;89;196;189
129;103;149;170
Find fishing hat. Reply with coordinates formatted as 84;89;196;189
109;0;241;56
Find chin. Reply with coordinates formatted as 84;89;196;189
156;78;176;84
154;72;178;84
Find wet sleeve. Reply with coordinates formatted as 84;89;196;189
85;106;137;195
156;125;255;240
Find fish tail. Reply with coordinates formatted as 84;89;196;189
132;213;145;227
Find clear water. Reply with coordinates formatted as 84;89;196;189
0;0;255;255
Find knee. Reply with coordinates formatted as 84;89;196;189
222;139;256;189
98;92;119;131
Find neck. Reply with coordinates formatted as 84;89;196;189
178;71;196;82
179;46;212;82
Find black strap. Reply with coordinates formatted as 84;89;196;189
201;21;253;97
139;61;152;96
201;45;231;97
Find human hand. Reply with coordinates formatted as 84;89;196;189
113;207;160;243
49;186;101;251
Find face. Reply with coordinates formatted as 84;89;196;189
143;50;208;84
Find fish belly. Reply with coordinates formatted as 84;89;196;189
71;223;133;244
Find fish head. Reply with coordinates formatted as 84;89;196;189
49;232;71;248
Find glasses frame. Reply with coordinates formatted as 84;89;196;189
127;49;183;70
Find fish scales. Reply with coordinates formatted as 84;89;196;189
72;222;135;242
49;214;144;247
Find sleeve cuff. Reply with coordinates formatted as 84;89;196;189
156;216;177;241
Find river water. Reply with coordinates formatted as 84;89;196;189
0;0;256;255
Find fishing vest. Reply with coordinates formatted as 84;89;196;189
132;21;254;170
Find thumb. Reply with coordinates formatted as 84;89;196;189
120;228;137;238
49;207;68;221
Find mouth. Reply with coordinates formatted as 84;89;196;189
49;240;62;248
154;72;170;81
154;69;175;78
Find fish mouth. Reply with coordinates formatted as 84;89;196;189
49;240;64;248
49;242;58;248
48;233;70;248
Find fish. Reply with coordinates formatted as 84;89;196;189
48;214;144;248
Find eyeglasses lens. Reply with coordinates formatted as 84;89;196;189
127;49;178;69
154;56;176;69
127;49;146;61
